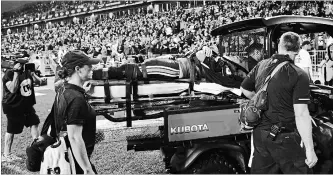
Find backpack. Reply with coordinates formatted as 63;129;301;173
239;61;288;130
26;105;56;172
39;86;76;174
40;136;76;174
26;134;56;172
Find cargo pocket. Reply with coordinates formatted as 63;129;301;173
279;132;306;158
280;132;301;146
293;159;312;174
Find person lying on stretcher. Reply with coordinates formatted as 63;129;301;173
92;46;245;89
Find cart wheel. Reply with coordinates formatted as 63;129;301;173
184;150;242;174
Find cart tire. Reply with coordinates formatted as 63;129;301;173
184;150;242;174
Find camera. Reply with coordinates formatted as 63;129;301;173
1;58;35;72
24;63;36;72
1;58;28;69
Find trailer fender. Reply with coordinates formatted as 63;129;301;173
315;111;333;124
313;112;333;159
173;143;249;173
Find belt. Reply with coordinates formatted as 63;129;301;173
279;128;296;134
262;128;295;134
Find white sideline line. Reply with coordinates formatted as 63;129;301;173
34;86;51;91
35;92;46;97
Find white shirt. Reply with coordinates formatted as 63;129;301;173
295;49;312;79
320;59;333;82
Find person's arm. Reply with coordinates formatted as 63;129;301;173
31;71;42;84
65;98;95;174
67;125;95;174
5;63;21;93
294;103;317;168
303;67;311;80
240;87;255;99
305;52;313;81
240;64;258;99
319;59;326;68
294;104;314;148
293;73;318;168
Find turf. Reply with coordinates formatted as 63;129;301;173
1;88;165;174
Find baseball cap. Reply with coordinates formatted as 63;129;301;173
301;40;311;46
61;50;101;69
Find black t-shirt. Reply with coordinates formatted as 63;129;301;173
54;65;64;92
241;54;310;130
61;83;96;156
2;70;36;114
247;56;258;72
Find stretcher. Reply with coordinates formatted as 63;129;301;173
87;78;242;126
87;49;244;126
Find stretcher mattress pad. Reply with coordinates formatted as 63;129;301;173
87;81;239;98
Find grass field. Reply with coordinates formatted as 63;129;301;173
1;82;166;174
1;126;166;174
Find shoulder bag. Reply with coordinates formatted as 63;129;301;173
239;61;289;131
40;88;76;174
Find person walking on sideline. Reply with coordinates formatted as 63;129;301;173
56;51;101;174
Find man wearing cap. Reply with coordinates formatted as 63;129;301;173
2;57;42;162
245;42;264;72
295;40;313;81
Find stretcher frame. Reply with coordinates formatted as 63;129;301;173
87;53;240;127
88;75;241;127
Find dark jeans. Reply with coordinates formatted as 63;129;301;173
251;129;313;174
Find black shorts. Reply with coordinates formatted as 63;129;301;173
6;107;40;134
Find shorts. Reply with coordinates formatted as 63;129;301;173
6;107;40;134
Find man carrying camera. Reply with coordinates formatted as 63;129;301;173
2;58;42;162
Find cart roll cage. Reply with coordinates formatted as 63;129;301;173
211;15;333;57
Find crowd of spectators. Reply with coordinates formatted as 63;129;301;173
2;0;121;24
2;1;333;61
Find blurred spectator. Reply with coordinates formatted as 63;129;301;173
295;41;313;81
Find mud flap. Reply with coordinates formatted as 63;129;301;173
174;143;249;173
248;131;254;168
